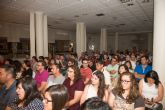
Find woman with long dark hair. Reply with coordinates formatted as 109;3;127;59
108;72;145;110
63;65;85;110
9;76;44;109
139;70;164;110
80;70;109;105
43;84;68;110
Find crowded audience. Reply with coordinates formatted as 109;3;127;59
0;49;164;110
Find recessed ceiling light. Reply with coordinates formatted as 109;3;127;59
96;13;105;17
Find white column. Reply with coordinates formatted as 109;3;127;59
35;12;44;58
100;28;107;52
153;0;165;106
148;33;153;53
76;22;86;57
30;12;36;57
114;32;119;53
43;15;48;57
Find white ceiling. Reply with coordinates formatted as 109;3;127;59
0;0;153;33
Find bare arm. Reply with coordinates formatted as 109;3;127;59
38;82;47;93
103;89;109;103
138;79;144;97
5;106;11;110
108;91;115;109
84;78;90;85
135;107;145;110
153;83;164;102
80;85;89;105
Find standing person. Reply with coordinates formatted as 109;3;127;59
43;84;68;110
80;58;92;85
108;72;145;110
63;65;85;110
80;70;109;105
139;70;164;110
34;60;49;93
9;76;44;110
0;65;17;110
134;56;152;81
47;64;65;88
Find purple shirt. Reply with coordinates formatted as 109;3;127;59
63;78;85;110
34;70;49;87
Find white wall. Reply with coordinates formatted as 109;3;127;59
0;22;153;53
107;33;151;53
0;22;75;43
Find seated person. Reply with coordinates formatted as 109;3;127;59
9;76;44;109
63;65;85;110
0;65;17;110
80;71;109;105
134;55;152;81
108;72;145;110
43;84;68;110
139;70;164;110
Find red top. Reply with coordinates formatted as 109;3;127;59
80;67;92;81
63;78;85;110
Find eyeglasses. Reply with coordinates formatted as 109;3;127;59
43;98;52;103
121;80;131;84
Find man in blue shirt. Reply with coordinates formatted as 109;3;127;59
0;65;17;110
134;55;152;81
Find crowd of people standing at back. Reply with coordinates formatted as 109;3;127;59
0;50;164;110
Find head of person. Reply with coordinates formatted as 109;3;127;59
39;56;44;61
111;57;118;66
0;64;16;84
118;64;129;74
82;58;89;68
116;72;139;104
91;71;105;99
88;58;94;67
36;60;46;72
140;55;149;65
50;59;55;65
51;64;61;75
13;60;23;73
96;60;104;71
16;76;41;107
4;59;14;65
81;97;111;110
22;60;31;69
32;56;38;63
124;61;133;70
67;65;81;83
44;57;49;65
144;70;160;87
44;84;68;110
67;58;75;67
125;54;130;61
103;54;109;60
130;53;136;61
